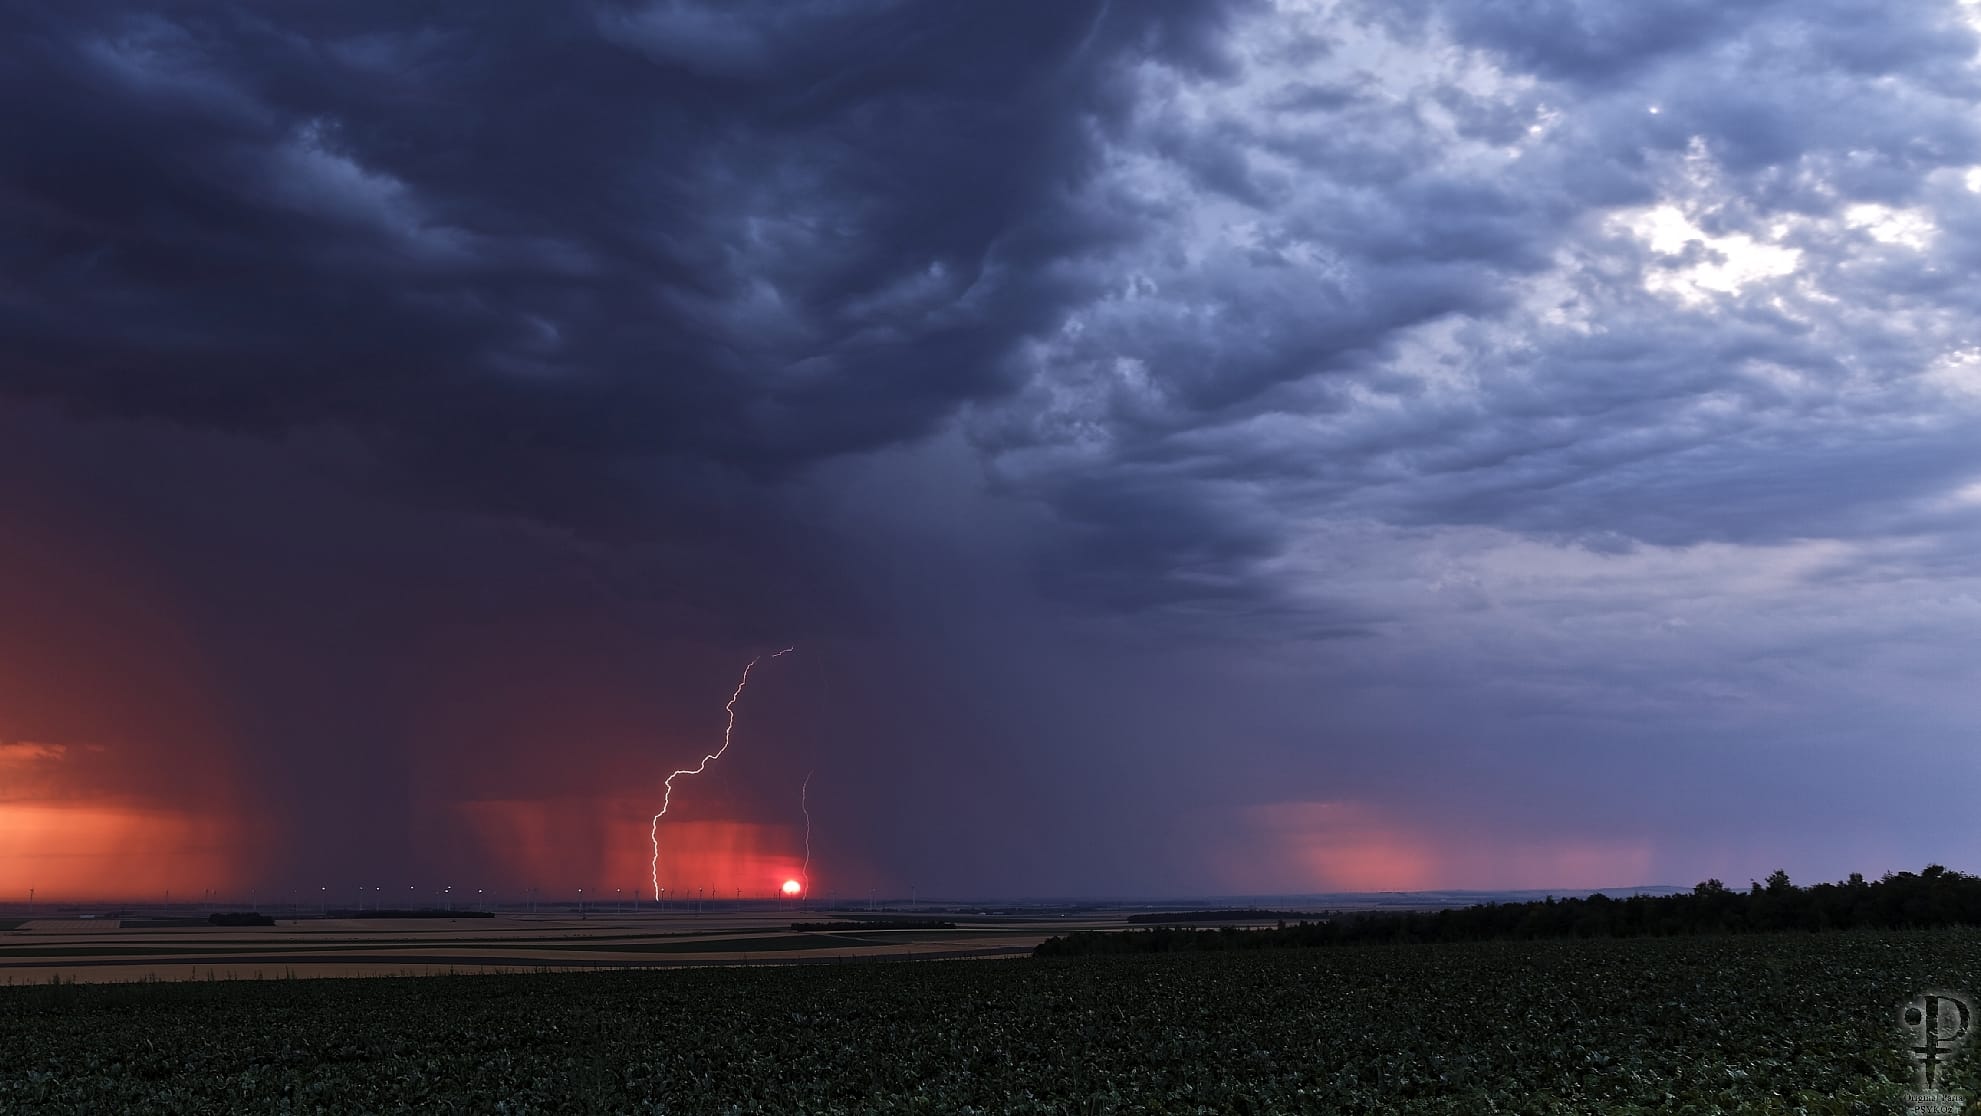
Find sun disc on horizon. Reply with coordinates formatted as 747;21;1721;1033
781;879;802;896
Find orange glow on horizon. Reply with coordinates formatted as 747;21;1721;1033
458;797;811;898
3;504;253;904
0;802;247;902
1231;800;1656;893
781;878;801;896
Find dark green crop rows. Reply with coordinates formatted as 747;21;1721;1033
3;930;1978;1114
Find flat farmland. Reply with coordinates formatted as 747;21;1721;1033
4;930;1980;1113
0;913;1086;984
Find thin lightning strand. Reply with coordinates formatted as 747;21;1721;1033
651;647;794;901
800;770;814;901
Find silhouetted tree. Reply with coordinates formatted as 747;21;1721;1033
1033;866;1981;957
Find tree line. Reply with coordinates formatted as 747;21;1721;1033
1034;866;1981;957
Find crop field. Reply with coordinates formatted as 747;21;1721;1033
3;929;1978;1113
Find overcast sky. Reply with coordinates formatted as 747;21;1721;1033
5;0;1981;900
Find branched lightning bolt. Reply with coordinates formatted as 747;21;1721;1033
651;647;794;901
800;770;814;900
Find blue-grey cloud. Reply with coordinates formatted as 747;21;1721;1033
8;0;1981;895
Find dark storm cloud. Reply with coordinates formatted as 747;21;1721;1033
0;0;1311;896
0;1;1246;495
23;0;1975;614
11;0;1981;897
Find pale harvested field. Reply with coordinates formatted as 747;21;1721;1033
0;913;1104;984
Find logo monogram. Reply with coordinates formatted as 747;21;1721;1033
1905;991;1972;1093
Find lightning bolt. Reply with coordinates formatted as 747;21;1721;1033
800;770;814;901
650;647;794;901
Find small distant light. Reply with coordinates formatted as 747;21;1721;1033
1648;105;1662;115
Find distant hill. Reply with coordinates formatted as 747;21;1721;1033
1126;909;1328;924
325;909;494;920
207;912;276;927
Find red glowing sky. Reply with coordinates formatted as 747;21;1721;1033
9;0;1981;907
0;416;1906;903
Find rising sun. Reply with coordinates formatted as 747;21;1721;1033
781;879;802;896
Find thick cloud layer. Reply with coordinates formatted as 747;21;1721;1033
5;0;1980;899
